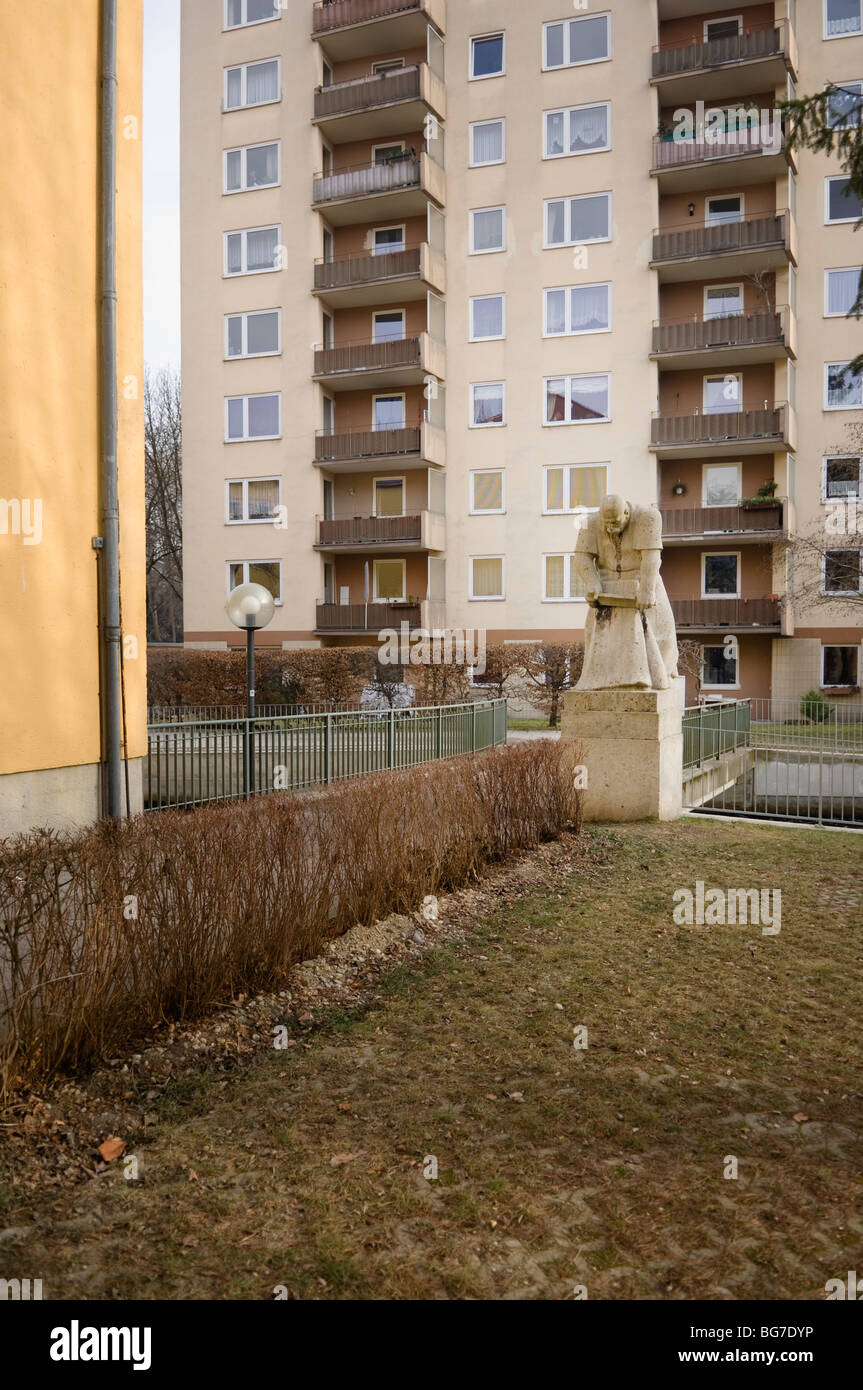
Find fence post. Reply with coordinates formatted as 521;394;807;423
436;705;442;759
325;713;332;784
387;708;395;769
471;702;477;754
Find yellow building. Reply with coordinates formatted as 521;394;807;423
0;2;146;834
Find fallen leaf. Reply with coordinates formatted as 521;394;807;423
793;1113;808;1124
507;1092;525;1103
97;1138;126;1163
330;1151;366;1167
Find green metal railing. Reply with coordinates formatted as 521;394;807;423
683;700;751;769
145;699;508;812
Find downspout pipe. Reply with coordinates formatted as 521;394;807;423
100;0;124;818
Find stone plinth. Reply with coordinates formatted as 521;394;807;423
561;687;683;822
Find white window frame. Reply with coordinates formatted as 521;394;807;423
224;393;282;443
543;102;611;160
542;553;585;603
469;294;506;342
372;308;406;343
372;475;406;517
372;392;407;430
224;0;280;31
823;548;863;594
542;12;612;71
225;477;282;525
469;119;506;168
542;464;608;515
224;224;282;277
825;175;863;224
223;57;281;112
824;265;863;316
470;381;506;429
371;140;407;165
469;556;506;601
825;361;863;409
469;469;506;515
824;0;863;40
372;58;406;75
226;560;283;605
701;643;740;690
543;192;612;248
822;454;862;500
543;282;612;338
705;193;745;225
704;14;743;41
373;557;407;602
703;283;744;318
373;225;406;255
702;462;742;508
470;32;506;81
543;374;612;427
822;644;860;686
470;205;506;255
703;372;742;414
702;551;741;599
224;141;280;195
827;79;863;129
224;309;282;360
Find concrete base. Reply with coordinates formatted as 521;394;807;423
0;759;144;839
561;687;683;822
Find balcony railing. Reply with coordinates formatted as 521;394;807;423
316;601;422;631
651;406;787;448
652;309;786;356
315;64;424;120
671;597;781;628
313;156;421;205
652;129;784;172
316;426;422;462
314;335;424;377
317;513;423;546
313;0;429;35
652;20;791;80
315;245;423;292
652;213;789;265
661;504;785;538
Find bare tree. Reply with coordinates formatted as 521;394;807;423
145;367;183;643
519;642;584;729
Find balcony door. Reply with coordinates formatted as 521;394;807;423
373;559;406;602
373;394;406;431
373;225;406;256
704;284;743;320
705;194;743;226
373;310;406;343
703;373;741;415
374;478;405;517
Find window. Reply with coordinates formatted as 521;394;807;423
470;206;506;253
470;556;505;600
373;559;406;601
372;310;406;343
826;361;863;408
823;644;860;686
373;226;406;256
470;470;505;514
704;284;743;319
470;295;505;341
227;560;281;604
545;375;611;425
543;13;611;69
471;33;505;79
825;0;863;39
373;394;406;430
825;266;863;315
703;464;741;508
543;554;584;601
705;16;743;41
372;59;405;75
544;464;607;513
373;478;405;517
824;456;861;498
226;478;281;523
225;0;279;29
826;176;863;223
703;373;742;414
702;553;740;597
322;395;335;436
224;225;281;276
471;382;505;427
706;194;744;226
224;142;280;193
224;58;280;110
828;80;863;128
372;142;405;165
470;119;505;167
702;644;738;687
824;548;862;592
225;309;281;358
544;283;611;336
545;103;610;158
545;192;611;247
225;393;281;441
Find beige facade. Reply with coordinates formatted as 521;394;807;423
181;0;862;703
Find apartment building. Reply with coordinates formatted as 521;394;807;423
181;0;863;704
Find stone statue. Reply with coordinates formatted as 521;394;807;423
574;495;678;691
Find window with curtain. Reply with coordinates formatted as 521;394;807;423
826;267;863;315
826;362;863;407
471;471;504;512
247;479;280;519
825;0;863;38
703;464;741;507
703;375;741;414
470;557;504;599
470;120;505;166
373;312;405;343
545;375;610;424
228;560;281;602
373;396;405;430
545;104;610;158
470;295;505;340
471;207;505;253
544;555;584;601
226;0;280;27
225;59;279;109
374;560;405;600
545;193;611;246
705;285;743;319
544;465;606;512
225;143;279;192
472;383;505;426
828;81;863;129
544;284;610;336
374;479;405;517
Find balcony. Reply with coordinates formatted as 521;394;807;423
661;503;786;545
313;64;445;143
671;597;781;630
312;152;445;225
651;130;793;192
315;419;446;473
651;213;794;282
651;20;796;103
650;405;792;458
315;509;445;552
312;0;446;60
313;243;446;307
651;308;792;369
313;332;445;391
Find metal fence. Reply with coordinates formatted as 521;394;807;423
683;700;751;769
148;703;355;725
145;699;508;812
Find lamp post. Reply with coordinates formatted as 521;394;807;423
225;582;276;798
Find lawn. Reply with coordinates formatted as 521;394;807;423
1;818;860;1301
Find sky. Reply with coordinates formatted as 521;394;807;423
143;0;181;372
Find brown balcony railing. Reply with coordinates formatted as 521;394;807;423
652;129;784;171
316;426;422;462
313;0;426;35
671;597;781;628
316;601;422;631
318;514;423;546
315;246;423;292
651;406;787;447
652;309;786;356
313;156;422;205
314;335;423;376
652;213;789;264
661;504;784;538
315;65;423;119
652;20;790;79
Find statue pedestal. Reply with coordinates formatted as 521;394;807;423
561;687;682;822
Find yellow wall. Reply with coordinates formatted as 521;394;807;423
0;1;146;778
